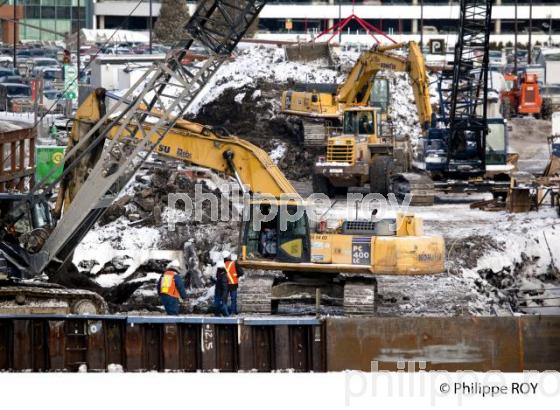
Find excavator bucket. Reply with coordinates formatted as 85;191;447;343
284;42;333;64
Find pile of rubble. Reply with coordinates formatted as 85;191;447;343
71;160;240;313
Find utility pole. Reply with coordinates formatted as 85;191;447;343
338;0;341;44
420;0;424;48
13;0;16;69
549;14;553;46
149;0;153;54
514;0;518;76
528;0;533;64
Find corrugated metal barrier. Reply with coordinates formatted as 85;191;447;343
0;315;559;372
0;315;324;372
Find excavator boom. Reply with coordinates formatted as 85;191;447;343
281;41;433;130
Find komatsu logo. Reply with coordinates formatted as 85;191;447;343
417;253;442;262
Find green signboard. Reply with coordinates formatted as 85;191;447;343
36;146;65;184
63;64;78;101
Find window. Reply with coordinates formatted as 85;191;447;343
358;111;375;135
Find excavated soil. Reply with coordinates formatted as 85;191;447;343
190;81;321;181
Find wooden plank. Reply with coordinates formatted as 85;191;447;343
179;324;200;372
106;321;124;369
125;324;143;371
48;321;65;370
87;320;106;371
17;137;24;190
162;324;180;371
274;325;290;370
201;324;216;370
0;321;11;370
237;324;254;371
13;320;31;370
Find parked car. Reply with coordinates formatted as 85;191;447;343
42;89;63;112
0;55;13;67
422;25;439;34
30;57;60;69
0;67;17;78
0;83;32;111
489;50;506;68
0;75;24;84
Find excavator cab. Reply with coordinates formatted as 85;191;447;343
241;201;311;264
341;106;387;147
0;194;53;238
0;193;53;279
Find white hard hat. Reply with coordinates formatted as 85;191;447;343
166;260;181;271
230;254;238;261
216;260;225;269
222;250;231;259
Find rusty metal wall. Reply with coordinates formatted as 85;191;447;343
1;315;559;372
0;316;324;372
325;316;560;372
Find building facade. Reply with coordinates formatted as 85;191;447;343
91;0;560;44
5;0;92;42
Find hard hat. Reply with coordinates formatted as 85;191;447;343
222;250;231;259
166;260;181;271
216;260;225;269
230;254;238;261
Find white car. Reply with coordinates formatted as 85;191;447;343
30;57;60;69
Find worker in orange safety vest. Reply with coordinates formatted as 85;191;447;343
157;260;188;315
223;251;244;315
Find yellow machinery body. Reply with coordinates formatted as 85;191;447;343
280;41;433;130
71;90;445;277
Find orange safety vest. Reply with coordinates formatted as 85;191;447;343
225;261;238;285
160;270;180;298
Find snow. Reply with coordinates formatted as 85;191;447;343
74;219;161;263
234;92;246;104
186;45;343;115
269;142;287;164
107;364;124;373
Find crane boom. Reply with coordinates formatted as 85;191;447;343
29;1;266;275
447;0;493;175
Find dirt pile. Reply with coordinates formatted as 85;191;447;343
71;161;240;313
190;82;320;181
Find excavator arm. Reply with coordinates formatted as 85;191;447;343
336;42;432;129
59;90;297;205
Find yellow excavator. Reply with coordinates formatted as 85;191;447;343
0;2;443;315
0;88;444;315
280;41;432;146
107;92;445;313
299;42;435;204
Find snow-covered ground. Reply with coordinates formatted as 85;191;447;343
6;45;554;316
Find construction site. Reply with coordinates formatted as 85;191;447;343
0;0;559;379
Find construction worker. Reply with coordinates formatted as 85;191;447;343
213;260;229;316
223;251;244;315
157;260;188;315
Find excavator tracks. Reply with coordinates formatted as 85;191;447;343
391;172;435;206
239;271;378;316
0;284;108;315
